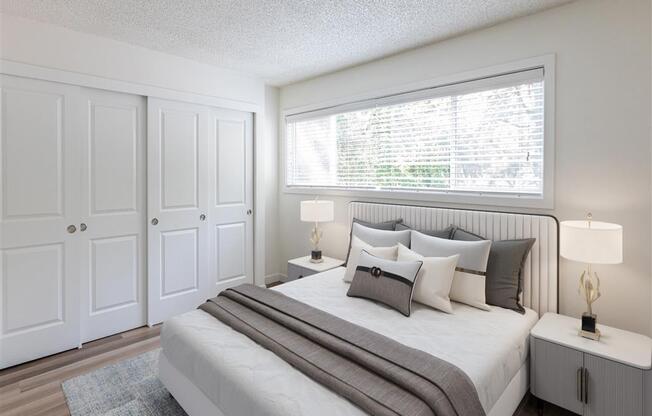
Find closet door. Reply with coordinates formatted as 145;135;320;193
208;108;254;296
79;88;146;342
0;75;82;368
147;98;209;325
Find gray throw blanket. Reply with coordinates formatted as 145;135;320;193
199;284;485;416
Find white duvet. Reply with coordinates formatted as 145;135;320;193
160;267;538;415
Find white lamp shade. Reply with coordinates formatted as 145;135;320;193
560;220;623;264
300;200;334;222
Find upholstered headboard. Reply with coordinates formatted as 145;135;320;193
348;201;559;316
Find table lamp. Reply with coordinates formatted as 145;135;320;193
300;199;334;263
560;214;623;340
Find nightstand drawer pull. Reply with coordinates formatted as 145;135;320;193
583;368;588;404
577;368;583;402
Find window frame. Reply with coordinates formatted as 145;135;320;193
281;55;555;209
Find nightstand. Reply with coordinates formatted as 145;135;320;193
530;313;652;416
287;256;344;281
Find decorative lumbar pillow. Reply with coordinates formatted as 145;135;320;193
343;235;398;283
395;223;455;239
344;218;403;264
410;230;492;311
397;244;459;314
347;250;423;316
453;228;535;314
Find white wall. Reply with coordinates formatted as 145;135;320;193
0;13;264;105
264;86;281;281
278;0;652;335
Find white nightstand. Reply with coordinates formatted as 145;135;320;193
286;256;344;281
530;313;652;416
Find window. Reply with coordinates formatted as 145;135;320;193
285;66;552;207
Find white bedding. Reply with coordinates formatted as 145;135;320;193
160;267;538;415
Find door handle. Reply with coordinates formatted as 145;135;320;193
80;223;87;232
151;218;159;226
199;213;206;221
246;209;252;215
67;224;77;234
583;368;588;404
577;368;583;402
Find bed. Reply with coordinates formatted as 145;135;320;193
159;202;559;416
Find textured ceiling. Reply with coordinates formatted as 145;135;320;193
1;0;573;85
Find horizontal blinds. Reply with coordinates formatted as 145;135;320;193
286;69;545;196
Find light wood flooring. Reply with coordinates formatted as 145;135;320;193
0;323;574;416
0;325;161;416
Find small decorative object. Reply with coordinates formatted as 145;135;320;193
560;213;623;341
300;198;334;263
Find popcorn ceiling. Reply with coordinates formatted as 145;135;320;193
1;0;572;85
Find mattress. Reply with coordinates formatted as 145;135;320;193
160;267;539;415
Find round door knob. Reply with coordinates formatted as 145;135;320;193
80;223;87;232
67;225;77;234
246;209;252;215
199;214;206;221
151;218;159;226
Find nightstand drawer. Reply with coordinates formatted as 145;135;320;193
531;338;584;415
287;263;317;280
583;353;643;416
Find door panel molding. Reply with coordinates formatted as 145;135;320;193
160;228;199;298
159;108;200;211
1;87;64;220
89;234;139;314
89;101;140;215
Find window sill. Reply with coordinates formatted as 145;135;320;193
283;186;553;210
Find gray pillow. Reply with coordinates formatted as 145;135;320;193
395;223;454;240
453;228;535;314
353;218;401;231
347;250;422;316
352;222;411;248
345;218;402;264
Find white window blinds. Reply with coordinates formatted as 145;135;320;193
285;68;545;197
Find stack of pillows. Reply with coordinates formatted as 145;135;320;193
345;219;535;317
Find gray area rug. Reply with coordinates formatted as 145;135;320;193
62;349;187;416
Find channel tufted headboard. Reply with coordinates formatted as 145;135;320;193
348;201;559;316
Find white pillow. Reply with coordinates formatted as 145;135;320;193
343;235;398;283
397;244;459;314
351;222;411;248
410;230;492;311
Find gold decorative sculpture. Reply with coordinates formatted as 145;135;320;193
309;224;323;252
579;265;601;317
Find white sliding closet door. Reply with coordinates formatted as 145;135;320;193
208;108;253;296
79;88;146;342
147;98;210;325
0;75;82;368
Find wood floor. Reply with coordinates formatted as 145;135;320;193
0;325;161;416
0;323;574;416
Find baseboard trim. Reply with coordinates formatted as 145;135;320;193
265;273;286;285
